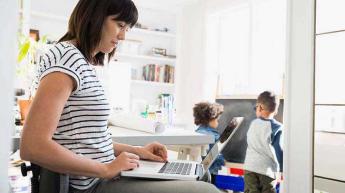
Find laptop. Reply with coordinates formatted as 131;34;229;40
121;117;244;181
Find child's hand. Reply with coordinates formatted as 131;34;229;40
276;172;283;183
228;119;238;129
219;119;239;143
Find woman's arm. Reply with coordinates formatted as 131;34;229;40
113;142;168;162
20;72;108;178
113;142;140;156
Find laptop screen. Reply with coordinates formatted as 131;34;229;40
200;117;243;171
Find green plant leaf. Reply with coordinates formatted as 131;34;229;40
40;35;48;44
17;40;31;63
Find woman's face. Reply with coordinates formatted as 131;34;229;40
98;15;130;54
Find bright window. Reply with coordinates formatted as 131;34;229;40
209;0;287;97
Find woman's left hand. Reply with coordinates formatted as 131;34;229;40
136;142;168;162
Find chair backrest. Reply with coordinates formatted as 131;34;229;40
21;162;40;193
21;162;69;193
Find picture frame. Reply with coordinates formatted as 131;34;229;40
152;47;167;56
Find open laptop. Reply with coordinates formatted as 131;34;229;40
121;117;244;181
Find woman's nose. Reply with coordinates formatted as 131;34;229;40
118;31;126;40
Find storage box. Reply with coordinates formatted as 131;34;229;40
214;175;244;192
214;174;280;193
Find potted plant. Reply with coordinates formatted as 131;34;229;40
16;32;48;124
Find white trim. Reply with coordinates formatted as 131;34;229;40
130;28;176;38
314;177;345;193
31;10;68;22
284;0;315;192
115;52;176;63
0;1;18;192
131;80;175;87
216;95;285;100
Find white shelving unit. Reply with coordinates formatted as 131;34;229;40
116;52;176;63
130;27;176;38
23;0;177;112
115;6;177;111
131;79;174;87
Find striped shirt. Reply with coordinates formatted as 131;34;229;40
34;41;115;190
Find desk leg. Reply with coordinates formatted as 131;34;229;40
188;146;201;161
177;147;189;160
169;145;208;161
201;145;208;156
176;145;205;161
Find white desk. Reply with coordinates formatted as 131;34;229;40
109;126;214;146
109;126;214;161
12;126;214;160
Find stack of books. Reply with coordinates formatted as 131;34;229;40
142;64;174;83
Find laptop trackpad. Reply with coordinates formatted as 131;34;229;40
126;160;165;173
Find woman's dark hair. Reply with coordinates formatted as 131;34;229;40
193;102;224;126
59;0;138;65
257;91;280;113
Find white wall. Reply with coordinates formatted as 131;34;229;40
30;0;78;40
0;0;18;192
284;0;315;192
175;0;235;128
174;1;209;127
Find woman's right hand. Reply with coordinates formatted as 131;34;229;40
103;152;140;179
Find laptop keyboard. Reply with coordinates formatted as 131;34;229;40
158;162;192;175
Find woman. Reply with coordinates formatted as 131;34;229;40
20;0;220;193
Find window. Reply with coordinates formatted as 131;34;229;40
208;0;286;97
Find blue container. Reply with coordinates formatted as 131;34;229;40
214;174;280;192
214;175;244;192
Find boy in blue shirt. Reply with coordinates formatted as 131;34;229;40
193;102;225;174
244;91;283;193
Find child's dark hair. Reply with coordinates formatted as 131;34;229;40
257;91;279;113
193;102;224;126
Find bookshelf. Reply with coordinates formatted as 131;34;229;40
21;0;177;113
116;52;176;63
130;27;176;38
21;9;176;40
131;80;174;87
115;6;177;111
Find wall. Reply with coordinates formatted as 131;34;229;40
0;0;18;191
29;0;78;40
174;1;210;127
284;0;315;192
313;0;345;192
175;0;234;128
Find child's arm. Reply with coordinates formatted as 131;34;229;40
271;128;283;172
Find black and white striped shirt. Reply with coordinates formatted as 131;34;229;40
35;42;115;190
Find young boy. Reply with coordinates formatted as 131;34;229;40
244;91;283;193
193;102;225;174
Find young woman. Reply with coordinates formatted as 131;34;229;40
20;0;220;193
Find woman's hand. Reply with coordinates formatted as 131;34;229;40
103;152;140;179
136;142;168;162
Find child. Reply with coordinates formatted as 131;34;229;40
193;102;225;174
244;91;283;193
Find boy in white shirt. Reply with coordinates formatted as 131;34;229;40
244;91;283;193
